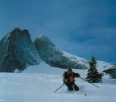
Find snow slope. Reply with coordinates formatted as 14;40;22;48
0;61;116;102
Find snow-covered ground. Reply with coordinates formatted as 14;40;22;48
0;61;116;102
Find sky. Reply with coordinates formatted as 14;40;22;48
0;0;116;63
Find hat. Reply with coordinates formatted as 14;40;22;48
68;68;72;72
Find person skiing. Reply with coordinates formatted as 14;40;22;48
63;68;80;91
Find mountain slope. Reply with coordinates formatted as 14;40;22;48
34;35;88;69
0;63;116;102
0;28;40;72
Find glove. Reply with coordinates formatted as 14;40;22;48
64;79;70;82
76;74;80;78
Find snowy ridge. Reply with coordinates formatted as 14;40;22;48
62;50;89;66
34;35;88;69
97;61;113;71
60;50;113;72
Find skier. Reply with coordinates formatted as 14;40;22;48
63;68;80;91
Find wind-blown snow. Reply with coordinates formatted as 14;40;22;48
0;61;116;102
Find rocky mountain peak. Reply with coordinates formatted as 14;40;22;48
34;35;88;69
0;28;40;72
35;35;55;49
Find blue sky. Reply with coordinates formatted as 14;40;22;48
0;0;116;63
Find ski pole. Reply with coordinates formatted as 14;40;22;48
54;84;64;92
80;77;99;88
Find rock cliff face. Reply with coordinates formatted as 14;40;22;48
0;28;40;72
34;35;88;69
103;66;116;78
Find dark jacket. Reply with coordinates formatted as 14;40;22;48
63;71;80;83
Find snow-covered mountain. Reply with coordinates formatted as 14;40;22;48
0;28;40;72
0;28;114;73
34;35;88;69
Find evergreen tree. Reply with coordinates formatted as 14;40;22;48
86;56;103;83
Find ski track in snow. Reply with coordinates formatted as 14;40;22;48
0;73;116;102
